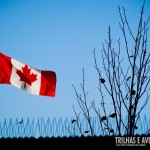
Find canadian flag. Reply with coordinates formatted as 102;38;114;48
0;52;56;97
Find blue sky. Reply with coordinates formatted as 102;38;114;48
0;0;150;120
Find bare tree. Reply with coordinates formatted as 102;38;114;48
71;1;150;136
94;1;150;136
72;68;95;136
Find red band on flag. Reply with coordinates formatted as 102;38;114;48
0;52;56;97
40;71;56;97
0;53;12;84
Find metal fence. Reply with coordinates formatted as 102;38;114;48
0;116;150;138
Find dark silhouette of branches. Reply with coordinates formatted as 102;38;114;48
72;1;150;136
118;1;150;136
72;105;83;136
92;1;150;136
72;68;94;136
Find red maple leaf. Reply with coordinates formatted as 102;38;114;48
16;65;37;86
